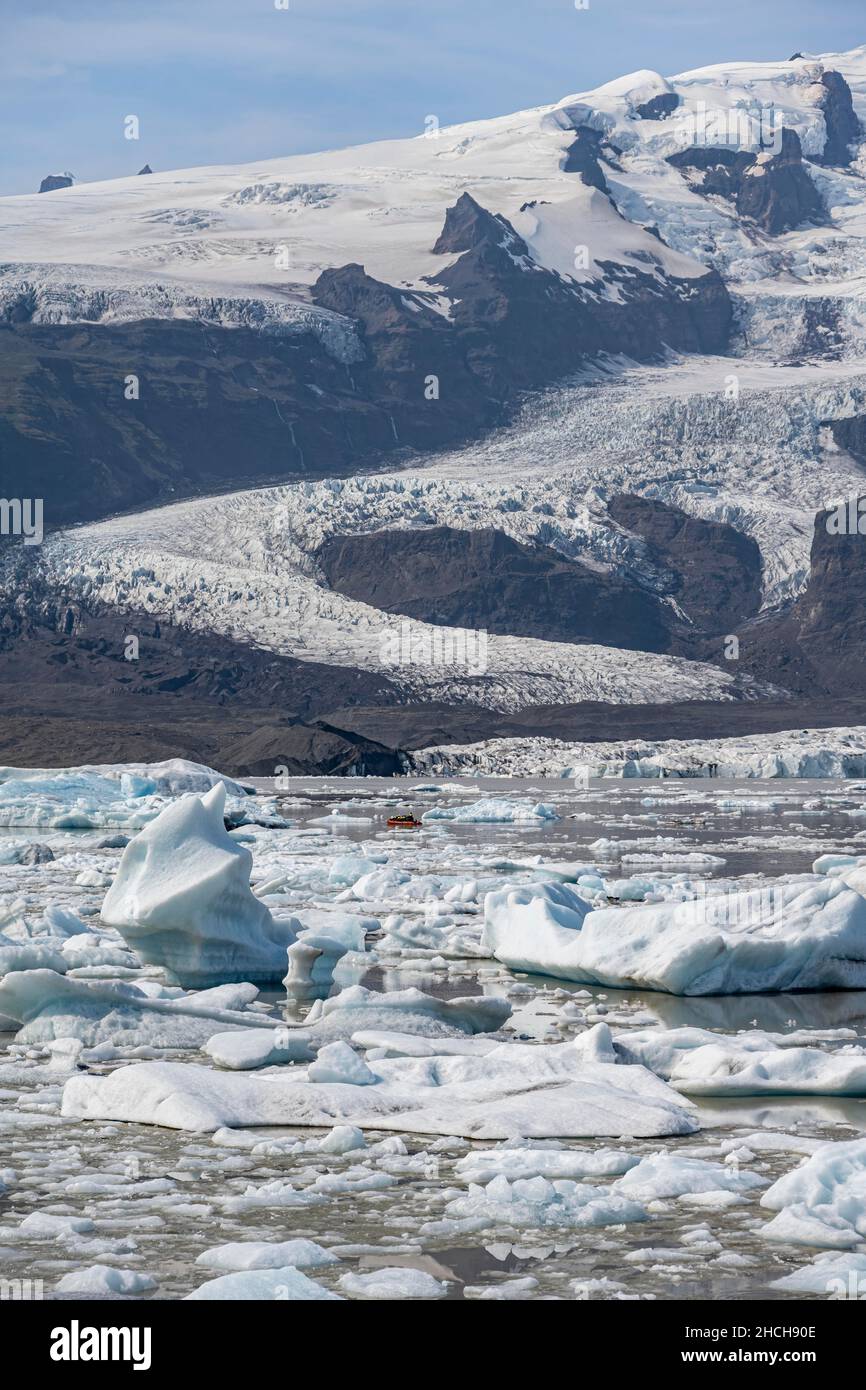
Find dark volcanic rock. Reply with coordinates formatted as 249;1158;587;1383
636;92;680;121
0;310;494;529
608;494;763;633
223;721;402;777
736;500;866;697
561;127;609;191
829;414;866;461
668;129;825;234
39;174;73;193
317;525;672;651
812;71;861;167
427;196;730;392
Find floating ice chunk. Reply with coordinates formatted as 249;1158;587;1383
422;799;559;824
327;855;385;886
612;1152;767;1202
55;1265;157;1295
195;1239;340;1272
456;1144;639;1184
482;882;592;977
63;1035;697;1138
318;1124;366;1154
0;759;247;830
308;1041;378;1086
760;1139;866;1248
485;878;866;994
444;1173;647;1230
185;1267;341;1300
0;968;280;1048
352;1032;499;1059
205;984;509;1070
282;911;372;1003
101;783;298;986
772;1252;866;1295
339;1268;447;1299
618;1027;866;1096
0;942;68;979
350;867;410;900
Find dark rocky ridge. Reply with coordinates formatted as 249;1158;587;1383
607;494;763;633
38;174;73;193
667;129;825;235
417;194;731;396
0;192;731;532
735;500;866;697
813;71;862;166
316;525;672;651
635;92;680;121
561;127;610;190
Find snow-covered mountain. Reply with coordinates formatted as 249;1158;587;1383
4;45;866;770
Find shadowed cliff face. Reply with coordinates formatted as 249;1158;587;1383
316;525;672;652
735;501;866;697
667;128;825;235
607;494;763;635
813;71;862;166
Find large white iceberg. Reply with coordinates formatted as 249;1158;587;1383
62;1025;698;1138
101;783;298;986
483;878;866;995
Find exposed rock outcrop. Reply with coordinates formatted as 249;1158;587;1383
668;129;825;234
812;70;861;167
38;174;73;193
317;525;672;652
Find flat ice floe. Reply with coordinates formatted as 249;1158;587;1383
0;969;282;1048
483;877;866;994
204;985;510;1069
618;1026;866;1097
61;1029;697;1138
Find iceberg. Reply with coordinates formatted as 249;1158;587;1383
0;759;247;830
483;877;866;995
101;783;298;986
482;882;592;976
421;799;559;825
185;1267;342;1300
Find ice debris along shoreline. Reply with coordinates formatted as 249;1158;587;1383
408;726;866;780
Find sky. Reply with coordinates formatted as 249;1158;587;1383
1;0;864;195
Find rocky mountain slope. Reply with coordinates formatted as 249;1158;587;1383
3;46;866;768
